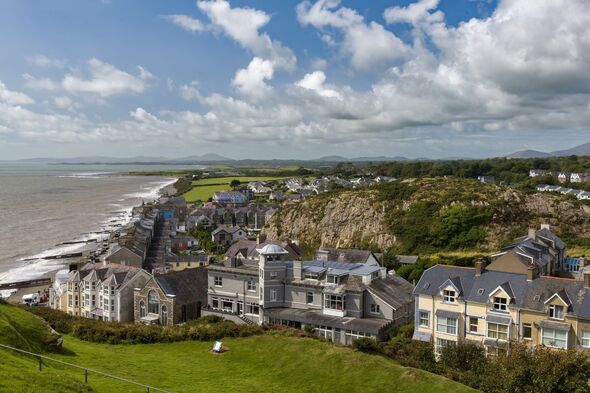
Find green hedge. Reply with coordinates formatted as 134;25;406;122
27;307;265;345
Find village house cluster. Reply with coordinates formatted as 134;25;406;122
413;224;590;355
536;184;590;200
530;169;590;183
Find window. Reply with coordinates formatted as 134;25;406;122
110;299;114;312
139;301;146;318
436;316;457;335
304;272;318;279
435;338;455;355
493;297;508;311
270;272;278;279
327;275;340;285
522;323;532;340
582;331;590;348
469;317;478;333
419;311;430;328
246;303;259;315
148;291;159;314
487;322;509;341
370;304;380;314
270;289;278;301
161;305;168;326
549;304;564;320
324;294;344;311
542;328;567;349
68;294;73;307
214;276;223;287
443;290;456;303
247;280;256;291
212;297;219;309
306;291;314;304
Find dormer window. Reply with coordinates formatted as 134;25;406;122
549;304;564;320
327;275;340;285
493;297;508;311
304;272;318;279
443;290;456;303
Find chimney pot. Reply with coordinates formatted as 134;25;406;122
584;271;590;288
475;258;486;276
528;226;536;240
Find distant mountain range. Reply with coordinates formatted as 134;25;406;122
506;142;590;159
315;155;409;162
7;153;232;164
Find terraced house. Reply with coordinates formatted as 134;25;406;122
413;225;590;355
203;244;414;344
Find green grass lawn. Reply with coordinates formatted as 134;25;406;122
183;184;230;202
0;303;476;393
191;176;288;186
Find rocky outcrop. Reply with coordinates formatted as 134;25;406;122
264;190;395;250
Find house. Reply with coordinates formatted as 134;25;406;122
570;173;590;183
395;255;419;265
189;215;213;229
411;225;590;356
287;193;304;202
211;226;247;249
134;268;208;325
166;254;211;272
536;184;549;192
557;172;570;183
225;238;302;261
202;244;415;344
48;269;71;311
60;262;151;322
315;248;381;266
170;234;198;253
477;176;495;183
212;191;248;205
158;196;188;227
106;245;145;268
374;176;397;183
577;192;590;200
529;169;552;178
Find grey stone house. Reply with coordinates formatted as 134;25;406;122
203;244;414;344
134;268;208;325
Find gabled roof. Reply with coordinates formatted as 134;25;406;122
155;268;208;306
316;248;378;265
368;275;414;310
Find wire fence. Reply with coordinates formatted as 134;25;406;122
0;343;171;393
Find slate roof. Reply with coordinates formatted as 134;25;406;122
415;264;590;320
72;263;141;289
368;275;415;310
316;248;378;265
155;268;208;306
224;239;302;260
395;255;419;265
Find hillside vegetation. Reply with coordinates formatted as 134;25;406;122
264;177;590;256
0;302;474;393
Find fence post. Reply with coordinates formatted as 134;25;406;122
38;356;42;371
85;369;88;384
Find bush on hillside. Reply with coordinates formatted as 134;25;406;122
352;337;379;352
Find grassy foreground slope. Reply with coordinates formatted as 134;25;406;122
0;303;476;393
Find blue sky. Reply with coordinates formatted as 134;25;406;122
1;0;589;160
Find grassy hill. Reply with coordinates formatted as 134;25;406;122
0;302;476;393
183;176;287;202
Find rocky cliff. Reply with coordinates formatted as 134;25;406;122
263;178;590;253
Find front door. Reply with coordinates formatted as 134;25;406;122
237;302;243;315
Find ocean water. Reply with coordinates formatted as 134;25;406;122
0;163;196;285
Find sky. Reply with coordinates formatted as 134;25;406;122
1;0;590;160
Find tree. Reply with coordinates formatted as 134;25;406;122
230;179;241;189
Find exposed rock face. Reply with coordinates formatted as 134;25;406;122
264;178;590;252
264;190;395;250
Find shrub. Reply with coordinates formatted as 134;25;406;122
352;337;379;352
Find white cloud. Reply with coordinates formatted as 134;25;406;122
62;58;152;97
161;14;205;33
53;96;75;111
22;73;58;91
197;0;296;70
383;0;443;25
27;55;67;68
232;57;274;99
295;71;341;99
0;81;34;105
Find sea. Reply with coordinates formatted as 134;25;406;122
0;162;199;292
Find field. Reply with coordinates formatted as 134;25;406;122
0;303;476;393
183;176;288;202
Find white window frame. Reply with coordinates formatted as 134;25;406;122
214;276;223;287
436;316;457;335
324;294;344;311
418;311;430;328
493;297;508;311
541;327;567;349
549;304;564;320
370;303;380;314
487;322;509;341
522;323;532;340
469;317;478;333
270;289;278;302
247;280;256;292
327;275;340;285
581;331;590;348
306;291;314;304
435;338;455;354
443;290;456;303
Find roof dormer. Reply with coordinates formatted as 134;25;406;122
488;282;514;312
439;276;462;303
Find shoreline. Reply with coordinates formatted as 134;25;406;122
0;176;178;300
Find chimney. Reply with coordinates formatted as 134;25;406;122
528;225;536;240
256;234;261;245
580;256;586;269
475;258;486;276
293;259;303;280
540;223;550;230
584;270;590;288
527;267;536;281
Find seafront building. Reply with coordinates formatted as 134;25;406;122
202;244;414;344
413;225;590;355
